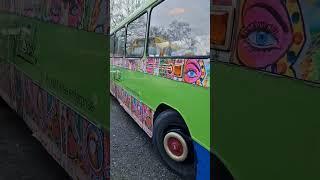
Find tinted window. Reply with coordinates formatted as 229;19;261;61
149;0;210;57
126;13;147;57
114;28;125;57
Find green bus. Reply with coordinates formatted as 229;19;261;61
110;0;210;179
212;0;320;179
0;0;109;179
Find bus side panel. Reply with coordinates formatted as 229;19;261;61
111;57;210;150
0;1;110;179
213;62;320;180
111;56;211;179
0;57;110;180
110;79;211;180
110;80;154;137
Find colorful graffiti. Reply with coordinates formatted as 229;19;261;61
22;1;34;17
49;0;63;24
111;81;154;137
159;59;175;79
212;0;320;84
13;67;23;116
84;123;104;178
86;0;108;33
0;63;109;180
68;0;84;28
112;58;211;88
235;0;306;76
184;59;209;86
142;104;153;134
47;93;62;148
146;58;159;75
23;77;36;121
0;0;108;33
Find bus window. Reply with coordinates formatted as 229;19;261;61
114;27;125;57
126;13;147;58
211;6;234;50
211;0;235;62
110;34;115;57
148;0;210;57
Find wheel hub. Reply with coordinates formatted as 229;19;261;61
163;132;188;162
167;137;183;156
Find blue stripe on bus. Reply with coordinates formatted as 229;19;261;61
193;141;210;180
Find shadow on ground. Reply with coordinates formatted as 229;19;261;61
0;98;70;180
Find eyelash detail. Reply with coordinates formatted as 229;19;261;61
240;21;279;41
243;42;278;53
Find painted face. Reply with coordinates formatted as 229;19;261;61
184;60;202;83
50;0;62;24
68;0;83;27
237;0;293;68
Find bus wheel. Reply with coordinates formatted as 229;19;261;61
153;110;195;178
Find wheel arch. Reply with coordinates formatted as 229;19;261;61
153;103;192;137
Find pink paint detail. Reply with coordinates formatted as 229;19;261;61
50;0;62;24
146;59;156;74
184;59;202;84
237;0;293;68
68;0;84;28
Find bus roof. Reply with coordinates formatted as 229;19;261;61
110;0;159;34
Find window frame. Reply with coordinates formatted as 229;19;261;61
146;0;210;59
125;11;149;59
110;34;115;58
113;26;126;58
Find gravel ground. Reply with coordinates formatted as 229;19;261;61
0;95;183;180
110;96;182;180
0;98;70;180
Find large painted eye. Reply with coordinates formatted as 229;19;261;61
187;70;196;78
247;31;277;48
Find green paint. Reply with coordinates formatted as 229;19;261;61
213;62;320;180
0;13;109;130
111;65;210;151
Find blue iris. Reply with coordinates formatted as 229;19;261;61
187;70;196;78
247;31;277;48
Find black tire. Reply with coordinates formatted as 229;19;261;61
152;109;195;179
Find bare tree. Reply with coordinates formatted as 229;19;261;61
110;0;147;29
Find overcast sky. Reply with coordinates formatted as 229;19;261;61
150;0;209;36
